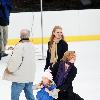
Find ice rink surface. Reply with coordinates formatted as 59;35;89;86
0;41;100;100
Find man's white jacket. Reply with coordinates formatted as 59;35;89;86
3;42;36;83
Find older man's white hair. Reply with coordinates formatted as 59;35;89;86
20;29;30;39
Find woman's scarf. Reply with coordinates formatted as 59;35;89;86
55;61;72;86
50;42;58;65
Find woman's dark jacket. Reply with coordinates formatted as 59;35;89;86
44;39;68;70
54;61;84;100
55;61;77;93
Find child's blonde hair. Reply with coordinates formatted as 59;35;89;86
62;51;76;62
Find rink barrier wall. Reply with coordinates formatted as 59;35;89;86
7;34;100;45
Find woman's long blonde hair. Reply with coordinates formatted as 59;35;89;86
48;26;64;51
62;51;76;62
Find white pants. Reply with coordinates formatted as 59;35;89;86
0;25;8;52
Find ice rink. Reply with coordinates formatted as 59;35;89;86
0;40;100;100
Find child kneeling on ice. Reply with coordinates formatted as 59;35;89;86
33;69;59;100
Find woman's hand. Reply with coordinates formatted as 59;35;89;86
37;83;43;89
45;88;50;93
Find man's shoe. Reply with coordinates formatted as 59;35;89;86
0;53;1;60
1;52;8;57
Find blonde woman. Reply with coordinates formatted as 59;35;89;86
54;51;84;100
44;26;68;79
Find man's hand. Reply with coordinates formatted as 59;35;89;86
5;68;13;74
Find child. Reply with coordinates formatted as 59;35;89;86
33;69;59;100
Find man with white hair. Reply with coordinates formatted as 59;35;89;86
3;29;36;100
